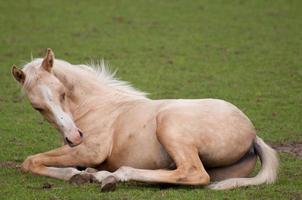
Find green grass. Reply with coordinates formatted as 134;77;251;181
0;0;302;199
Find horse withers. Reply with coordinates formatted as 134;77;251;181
11;48;278;191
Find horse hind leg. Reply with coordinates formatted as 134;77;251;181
207;136;278;190
93;145;257;191
206;146;257;181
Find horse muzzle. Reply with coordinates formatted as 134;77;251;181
65;129;83;147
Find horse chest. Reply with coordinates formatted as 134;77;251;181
102;123;173;171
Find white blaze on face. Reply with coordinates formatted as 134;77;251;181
39;85;77;138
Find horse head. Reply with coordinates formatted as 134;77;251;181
12;48;83;147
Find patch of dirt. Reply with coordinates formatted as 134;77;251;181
27;182;54;190
269;142;302;158
0;161;20;169
41;182;53;189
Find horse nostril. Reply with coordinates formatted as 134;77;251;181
65;137;74;146
78;130;83;138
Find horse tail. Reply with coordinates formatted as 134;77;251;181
207;136;279;190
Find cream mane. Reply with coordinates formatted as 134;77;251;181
22;58;148;98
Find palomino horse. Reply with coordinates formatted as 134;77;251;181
12;49;278;191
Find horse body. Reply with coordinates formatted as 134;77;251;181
95;99;255;171
12;49;278;190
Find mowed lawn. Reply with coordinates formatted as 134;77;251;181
0;0;302;199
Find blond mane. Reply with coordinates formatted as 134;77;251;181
22;58;148;98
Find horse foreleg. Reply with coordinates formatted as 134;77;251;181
21;144;107;181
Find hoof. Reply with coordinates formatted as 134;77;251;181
101;176;117;192
69;173;97;185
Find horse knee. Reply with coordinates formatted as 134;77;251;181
21;155;41;173
21;159;31;172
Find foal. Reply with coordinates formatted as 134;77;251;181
12;49;278;191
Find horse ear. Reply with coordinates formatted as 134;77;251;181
41;48;55;72
12;65;26;84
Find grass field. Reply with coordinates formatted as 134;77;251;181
1;0;302;199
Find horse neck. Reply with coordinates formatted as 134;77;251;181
53;64;148;132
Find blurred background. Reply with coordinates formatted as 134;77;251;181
0;0;301;199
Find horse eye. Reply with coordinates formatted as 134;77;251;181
34;107;44;112
61;93;66;101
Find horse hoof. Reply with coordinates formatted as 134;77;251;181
101;176;117;192
69;173;96;185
